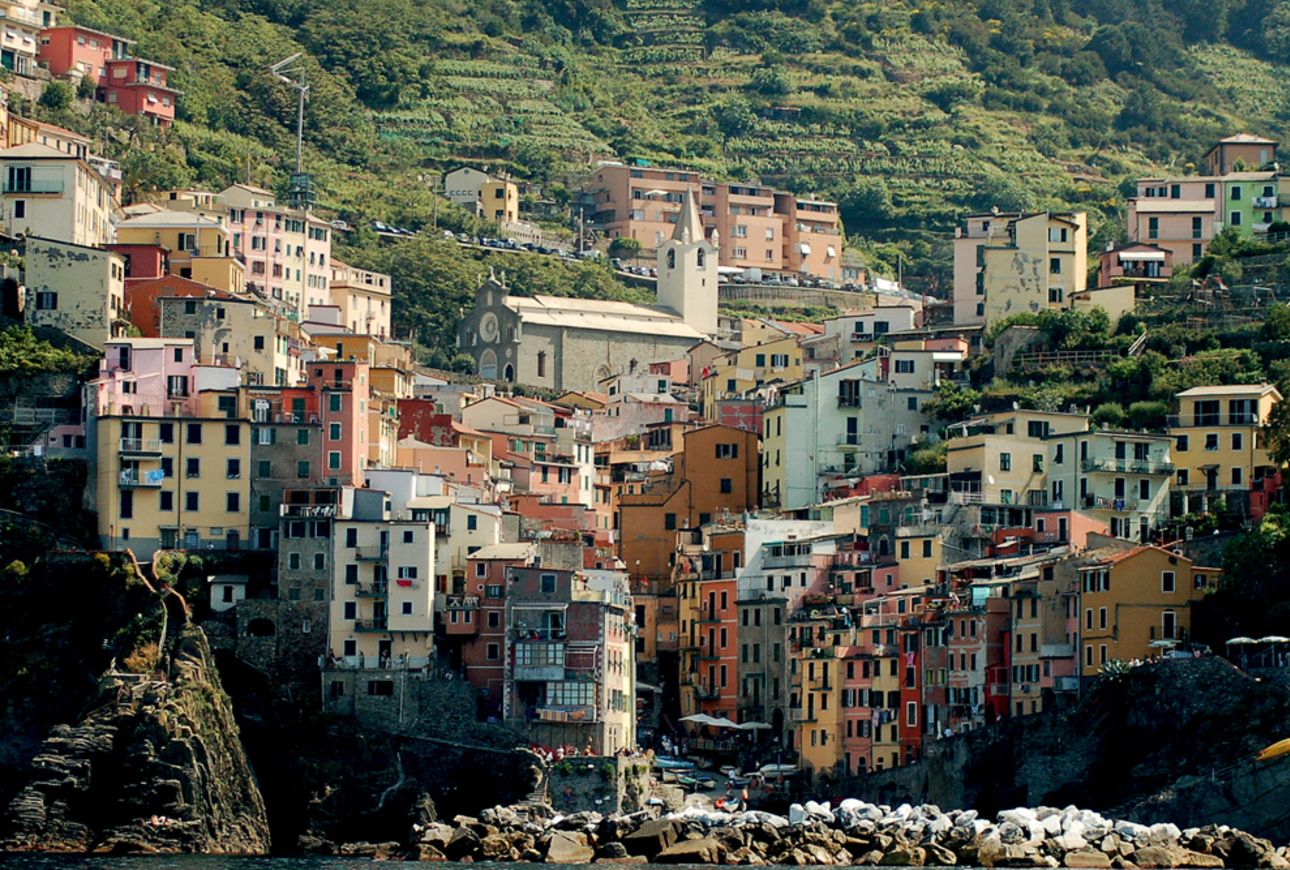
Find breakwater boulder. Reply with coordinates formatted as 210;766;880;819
400;800;1290;867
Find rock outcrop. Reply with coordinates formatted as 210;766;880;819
394;800;1290;867
2;628;270;854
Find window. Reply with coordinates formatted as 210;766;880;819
1231;432;1244;450
224;424;241;445
1176;434;1188;452
186;458;200;478
715;443;739;459
329;393;342;412
159;491;173;511
33;290;57;310
1231;185;1242;201
1049;257;1061;275
186;423;202;444
328;451;341;470
297;460;311;479
999;452;1011;471
1147;217;1159;240
1205;433;1219;451
664;513;677;530
159;423;174;444
346;528;357;547
1162;571;1175;594
227;459;241;479
185;492;199;511
329;423;342;441
119;490;133;519
226;492;240;512
1231;467;1243;485
1205;182;1215;198
313;554;325;570
1177;469;1189;486
1231;211;1242;227
540;573;557;593
894;359;915;374
466;514;477;531
720;478;732;494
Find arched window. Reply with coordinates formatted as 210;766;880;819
503;363;515;382
479;349;497;379
247;618;276;638
696;248;705;268
666;249;676;269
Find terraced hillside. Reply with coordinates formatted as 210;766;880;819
35;0;1290;288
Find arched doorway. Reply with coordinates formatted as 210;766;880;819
503;363;515;382
479;349;497;379
246;618;276;638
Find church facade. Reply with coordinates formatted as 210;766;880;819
457;190;721;392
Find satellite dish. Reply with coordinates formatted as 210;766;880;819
987;475;996;485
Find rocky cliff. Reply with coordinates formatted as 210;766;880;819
2;627;270;854
861;658;1290;842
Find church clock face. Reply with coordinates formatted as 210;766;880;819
480;312;499;343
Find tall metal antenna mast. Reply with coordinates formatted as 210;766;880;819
270;53;309;174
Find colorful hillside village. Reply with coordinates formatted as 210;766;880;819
4;109;1290;783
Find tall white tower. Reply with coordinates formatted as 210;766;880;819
656;188;719;335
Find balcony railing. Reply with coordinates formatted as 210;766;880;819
119;470;162;488
355;581;387;598
354;617;388;632
836;434;861;449
280;503;337;517
533;705;597;723
119;437;162;455
3;180;64;195
837;396;862;408
1081;458;1174;475
1167;413;1260;427
355;546;388;561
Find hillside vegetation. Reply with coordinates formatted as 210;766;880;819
23;0;1290;354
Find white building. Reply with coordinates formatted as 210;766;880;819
1;143;116;246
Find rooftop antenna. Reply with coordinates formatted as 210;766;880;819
270;53;316;210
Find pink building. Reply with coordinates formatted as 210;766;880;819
305;360;370;487
94;336;198;418
1096;241;1172;287
38;25;129;81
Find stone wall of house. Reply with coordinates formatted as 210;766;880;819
545;755;652;815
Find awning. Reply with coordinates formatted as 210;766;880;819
1227;636;1259;645
1118;251;1165;262
798;242;811;255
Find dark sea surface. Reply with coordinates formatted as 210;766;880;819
0;861;884;870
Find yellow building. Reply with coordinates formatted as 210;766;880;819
1;143;116;246
700;334;802;417
327;258;392;338
116;209;246;295
95;413;252;556
895;529;943;587
1170;384;1281;504
796;648;844;776
1077;545;1219;676
870;650;901;771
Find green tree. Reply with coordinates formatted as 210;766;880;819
608;237;642;258
748;65;792;97
1092;402;1126;428
925;381;981;424
38;81;74;111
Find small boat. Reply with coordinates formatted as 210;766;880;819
654;755;696;770
1256;737;1290;762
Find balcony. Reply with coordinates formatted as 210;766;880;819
3;180;64;195
354;617;388;632
763;551;814;569
119;438;162;456
445;595;480;611
280;503;337;518
1168;413;1260;427
355;546;388;561
1081;458;1174;475
1040;643;1075;658
789;708;816;723
355;581;387;598
533;705;597;724
836;434;862;450
119;470;162;488
1254;195;1277;209
837;395;862;408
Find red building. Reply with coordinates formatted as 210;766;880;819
442;542;537;711
124;274;228;337
38;26;177;127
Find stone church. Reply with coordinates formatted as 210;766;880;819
458;189;720;392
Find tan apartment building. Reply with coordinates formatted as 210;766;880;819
584;162;844;281
327;258;392;338
1;142;116;246
953;212;1087;326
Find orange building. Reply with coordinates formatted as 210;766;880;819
618;424;760;587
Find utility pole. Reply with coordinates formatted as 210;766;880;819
270;54;315;210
